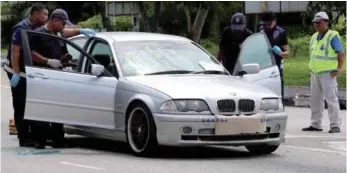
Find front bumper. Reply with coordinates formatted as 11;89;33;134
153;112;288;146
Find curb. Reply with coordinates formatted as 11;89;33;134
283;96;346;110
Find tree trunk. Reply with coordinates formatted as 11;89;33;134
189;5;210;43
183;3;192;33
152;1;161;32
138;2;151;32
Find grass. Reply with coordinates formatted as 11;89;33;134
201;37;346;88
1;49;7;55
284;56;346;88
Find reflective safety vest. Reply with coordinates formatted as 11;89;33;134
309;30;339;75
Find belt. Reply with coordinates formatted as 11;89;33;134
1;59;26;78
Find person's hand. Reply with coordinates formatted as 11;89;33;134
47;59;62;69
80;28;96;37
330;70;341;78
10;73;20;87
271;46;282;56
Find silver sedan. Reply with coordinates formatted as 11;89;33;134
16;30;287;156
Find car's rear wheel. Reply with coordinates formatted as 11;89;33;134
245;144;279;155
126;103;158;157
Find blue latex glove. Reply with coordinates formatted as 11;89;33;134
80;28;96;37
271;46;282;56
10;73;20;87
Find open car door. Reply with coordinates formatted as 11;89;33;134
233;32;282;97
20;30;118;130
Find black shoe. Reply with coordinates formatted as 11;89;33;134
302;126;323;131
34;142;46;149
19;139;35;147
329;127;341;133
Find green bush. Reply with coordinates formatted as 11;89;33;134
77;15;132;31
77;15;103;29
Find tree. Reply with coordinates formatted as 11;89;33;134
306;1;346;25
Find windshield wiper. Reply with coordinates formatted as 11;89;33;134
190;70;229;75
145;70;193;75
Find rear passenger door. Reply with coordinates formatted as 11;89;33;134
233;33;282;97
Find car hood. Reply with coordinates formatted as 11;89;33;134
125;74;278;99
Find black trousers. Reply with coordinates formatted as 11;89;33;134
7;72;30;141
279;67;284;102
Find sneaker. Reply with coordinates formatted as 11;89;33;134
329;127;341;133
302;126;323;131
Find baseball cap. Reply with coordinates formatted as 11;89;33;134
231;12;246;30
312;11;329;22
259;11;276;25
50;8;73;26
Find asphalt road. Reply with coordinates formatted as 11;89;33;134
1;69;346;173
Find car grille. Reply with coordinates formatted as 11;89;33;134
239;99;255;112
217;99;236;112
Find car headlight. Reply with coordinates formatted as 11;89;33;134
159;99;211;114
260;98;283;112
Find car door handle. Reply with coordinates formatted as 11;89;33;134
27;73;49;79
269;71;279;78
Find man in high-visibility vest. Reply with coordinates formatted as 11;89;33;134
302;11;344;133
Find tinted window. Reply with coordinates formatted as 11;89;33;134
67;37;87;60
238;33;274;70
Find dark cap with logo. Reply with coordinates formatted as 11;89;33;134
259;11;276;25
50;8;73;26
231;12;247;30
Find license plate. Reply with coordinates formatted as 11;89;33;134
214;113;267;135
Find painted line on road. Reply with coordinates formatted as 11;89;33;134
286;135;346;139
59;161;104;171
282;145;346;155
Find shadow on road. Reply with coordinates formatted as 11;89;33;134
63;136;282;160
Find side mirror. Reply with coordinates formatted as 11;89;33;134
239;63;260;75
91;64;105;77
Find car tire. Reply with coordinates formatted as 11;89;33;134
126;102;158;157
245;144;279;155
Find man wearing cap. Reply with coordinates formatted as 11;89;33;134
302;12;344;133
259;11;290;101
28;9;96;149
2;3;48;148
217;12;253;74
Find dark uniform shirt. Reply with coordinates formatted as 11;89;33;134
261;25;288;70
218;26;253;73
30;26;67;68
7;18;41;72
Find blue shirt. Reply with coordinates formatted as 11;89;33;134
317;33;344;53
11;18;40;46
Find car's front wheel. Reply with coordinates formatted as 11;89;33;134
126;103;158;157
245;144;280;155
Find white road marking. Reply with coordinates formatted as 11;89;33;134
59;161;104;171
286;135;346;139
323;141;346;152
282;145;346;155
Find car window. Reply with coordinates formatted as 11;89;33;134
67;37;87;60
26;32;86;72
113;40;224;77
90;42;113;58
237;33;274;70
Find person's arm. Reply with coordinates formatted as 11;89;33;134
217;28;229;63
11;29;22;73
280;30;290;58
330;35;345;77
61;28;96;38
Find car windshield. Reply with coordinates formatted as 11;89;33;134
113;40;227;77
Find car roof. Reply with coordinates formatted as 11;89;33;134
91;32;192;42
